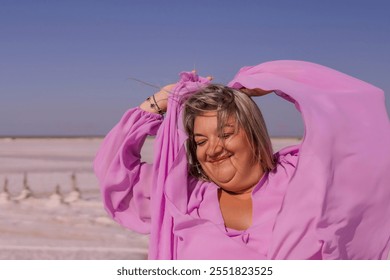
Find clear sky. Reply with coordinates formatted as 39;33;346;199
1;0;389;137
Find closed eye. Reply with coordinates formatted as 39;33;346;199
220;133;233;139
195;139;207;146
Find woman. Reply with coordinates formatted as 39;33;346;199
94;60;390;259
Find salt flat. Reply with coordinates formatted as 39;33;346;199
0;137;300;259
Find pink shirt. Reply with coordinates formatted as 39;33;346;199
94;61;390;259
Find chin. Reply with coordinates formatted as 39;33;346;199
212;176;237;189
212;178;234;186
207;170;234;183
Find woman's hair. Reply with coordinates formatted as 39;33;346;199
182;84;275;180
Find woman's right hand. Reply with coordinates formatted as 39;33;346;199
140;83;175;114
153;83;176;112
140;71;213;115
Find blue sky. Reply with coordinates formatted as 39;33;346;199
1;0;389;137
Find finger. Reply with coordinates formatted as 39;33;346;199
207;76;213;81
191;70;197;74
240;88;249;94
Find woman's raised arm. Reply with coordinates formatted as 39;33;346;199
94;101;164;234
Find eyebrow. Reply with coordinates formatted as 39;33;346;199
194;133;206;137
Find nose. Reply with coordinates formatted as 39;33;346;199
206;137;224;158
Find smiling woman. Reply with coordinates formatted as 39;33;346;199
183;85;274;192
94;61;390;260
193;112;260;190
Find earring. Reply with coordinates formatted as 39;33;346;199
196;163;202;174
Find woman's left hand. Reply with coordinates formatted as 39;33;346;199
240;87;274;96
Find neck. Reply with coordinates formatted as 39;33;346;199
222;186;254;196
220;185;255;201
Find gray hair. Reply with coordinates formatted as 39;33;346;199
182;84;275;180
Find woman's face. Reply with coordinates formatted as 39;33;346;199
193;111;264;193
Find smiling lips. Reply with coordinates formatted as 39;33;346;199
208;154;232;164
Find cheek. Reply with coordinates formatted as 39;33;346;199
225;137;246;153
195;147;204;163
225;137;252;161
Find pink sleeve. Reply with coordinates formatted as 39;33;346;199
229;60;390;259
94;107;163;234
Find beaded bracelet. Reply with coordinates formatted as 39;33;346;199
146;95;164;115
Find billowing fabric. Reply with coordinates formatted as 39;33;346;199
94;60;390;259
